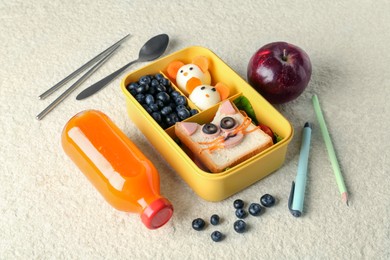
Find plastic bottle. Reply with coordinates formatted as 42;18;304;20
61;110;173;229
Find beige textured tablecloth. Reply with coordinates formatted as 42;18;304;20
1;0;389;258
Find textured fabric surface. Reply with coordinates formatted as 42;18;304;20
1;0;389;259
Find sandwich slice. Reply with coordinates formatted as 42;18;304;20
175;100;273;173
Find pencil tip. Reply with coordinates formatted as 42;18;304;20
341;192;349;206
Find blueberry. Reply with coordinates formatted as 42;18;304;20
135;83;149;94
156;92;170;104
151;112;162;123
233;199;244;209
166;85;173;93
190;109;199;116
175;95;187;106
260;194;276;207
145;94;155;105
211;231;223;242
139;75;151;85
148;85;157;95
248;203;263;216
156;84;166;93
233;220;246;233
151;79;160;88
160;77;170;87
165;113;179;126
170;90;181;99
155;73;164;81
135;93;145;103
129;89;137;96
161;106;173;116
192;218;205;231
176;104;186;111
142;104;152;114
156;100;165;109
177;108;191;120
149;103;159;112
235;208;247;219
126;82;138;92
210;214;220;225
168;102;177;110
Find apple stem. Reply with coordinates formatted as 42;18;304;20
282;49;288;61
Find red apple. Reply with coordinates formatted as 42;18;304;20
247;42;312;104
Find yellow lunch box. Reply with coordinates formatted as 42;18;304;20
120;46;293;201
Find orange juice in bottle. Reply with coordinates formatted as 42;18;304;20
61;110;173;229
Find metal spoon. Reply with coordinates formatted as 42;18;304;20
76;33;169;100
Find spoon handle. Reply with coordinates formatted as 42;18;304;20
36;46;119;120
76;59;139;100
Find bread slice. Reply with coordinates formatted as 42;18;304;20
175;100;273;173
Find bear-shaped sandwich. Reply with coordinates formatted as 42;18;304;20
175;100;273;173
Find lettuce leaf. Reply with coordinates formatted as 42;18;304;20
233;96;258;125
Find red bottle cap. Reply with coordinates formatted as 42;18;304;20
141;198;173;229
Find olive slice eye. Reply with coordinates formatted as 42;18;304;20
202;123;219;135
220;117;236;130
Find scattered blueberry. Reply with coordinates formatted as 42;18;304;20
210;214;220;225
235;208;247;219
211;231;223;242
192;218;206;231
233;220;246;233
260;194;276;207
233;199;244;209
248;203;263;216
